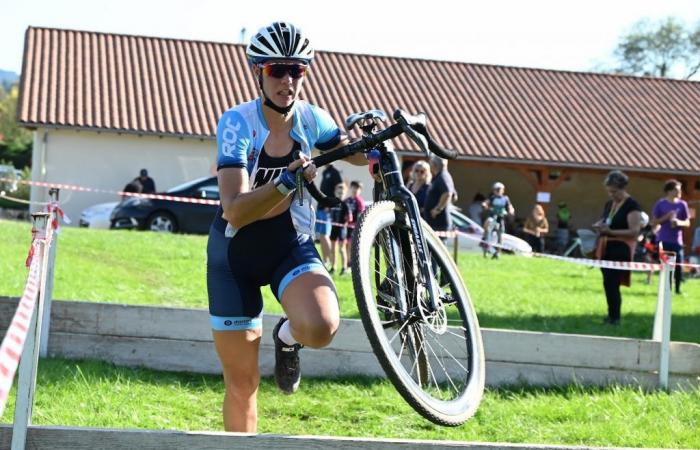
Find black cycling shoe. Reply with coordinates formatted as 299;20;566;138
272;317;303;394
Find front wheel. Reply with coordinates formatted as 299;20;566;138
351;201;485;426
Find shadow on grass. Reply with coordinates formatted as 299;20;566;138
476;312;700;344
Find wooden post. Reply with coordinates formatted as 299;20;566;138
39;188;59;357
452;230;459;263
652;255;673;390
12;212;51;450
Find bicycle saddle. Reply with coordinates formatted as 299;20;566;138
344;109;387;130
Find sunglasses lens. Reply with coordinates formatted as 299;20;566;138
263;64;307;79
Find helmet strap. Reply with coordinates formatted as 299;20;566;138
258;72;294;116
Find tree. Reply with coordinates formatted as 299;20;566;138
613;18;700;79
0;84;33;168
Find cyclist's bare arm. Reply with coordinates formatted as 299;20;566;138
219;157;314;229
327;137;368;166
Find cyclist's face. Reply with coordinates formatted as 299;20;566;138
257;61;307;108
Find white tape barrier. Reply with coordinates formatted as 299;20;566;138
0;177;220;206
0;238;46;417
435;229;697;272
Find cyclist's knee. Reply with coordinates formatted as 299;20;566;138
293;314;339;348
222;364;260;396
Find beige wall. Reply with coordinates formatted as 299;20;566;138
29;129;376;225
30;129;217;223
445;162;692;232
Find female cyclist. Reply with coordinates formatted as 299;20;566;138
207;22;365;432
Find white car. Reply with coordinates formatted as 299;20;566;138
79;201;119;229
446;210;532;256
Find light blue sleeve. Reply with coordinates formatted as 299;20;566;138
216;109;251;170
310;105;343;151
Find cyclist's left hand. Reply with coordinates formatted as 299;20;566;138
288;154;318;183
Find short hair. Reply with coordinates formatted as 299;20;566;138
663;179;681;193
603;170;629;189
429;155;447;170
350;180;363;189
140;169;148;176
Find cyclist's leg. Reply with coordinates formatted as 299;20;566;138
495;217;504;255
213;329;262;432
273;239;339;348
208;224;264;432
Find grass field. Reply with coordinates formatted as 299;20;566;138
1;359;698;449
1;218;699;448
1;219;698;342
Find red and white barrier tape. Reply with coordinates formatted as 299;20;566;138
0;239;45;417
0;177;220;206
435;229;697;272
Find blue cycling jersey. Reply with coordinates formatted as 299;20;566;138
216;98;342;237
207;99;341;331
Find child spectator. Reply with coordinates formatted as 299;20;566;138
344;181;366;266
329;182;352;275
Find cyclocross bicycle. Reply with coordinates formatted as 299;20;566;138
304;109;485;426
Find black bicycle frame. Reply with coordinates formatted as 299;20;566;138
372;143;441;313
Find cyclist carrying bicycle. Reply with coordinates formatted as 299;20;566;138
207;22;365;433
482;181;514;258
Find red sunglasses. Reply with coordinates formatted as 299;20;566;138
261;63;308;79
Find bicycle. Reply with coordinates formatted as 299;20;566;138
303;109;485;426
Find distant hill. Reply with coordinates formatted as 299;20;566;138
0;70;19;90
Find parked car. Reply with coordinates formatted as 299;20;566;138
79;201;119;229
110;176;219;234
446;209;532;255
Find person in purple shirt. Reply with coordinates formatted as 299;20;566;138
652;179;691;295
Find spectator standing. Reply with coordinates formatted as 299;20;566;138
556;202;571;254
344;181;366;265
652;179;690;295
320;163;342;197
329;182;352;275
423;156;456;239
592;170;642;326
138;169;156;194
407;160;431;215
467;193;486;226
315;163;342;266
523;204;549;252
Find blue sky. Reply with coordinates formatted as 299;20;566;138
2;0;699;77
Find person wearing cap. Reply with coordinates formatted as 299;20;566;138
137;169;156;194
556;201;571;254
482;181;514;258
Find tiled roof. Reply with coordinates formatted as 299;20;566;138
17;26;700;174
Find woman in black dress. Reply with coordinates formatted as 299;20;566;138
592;170;643;325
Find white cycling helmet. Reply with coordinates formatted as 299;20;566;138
492;182;505;190
246;22;314;65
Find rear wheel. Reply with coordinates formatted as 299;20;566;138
351;201;485;426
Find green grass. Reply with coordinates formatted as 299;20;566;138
1;219;698;342
1;219;700;447
1;359;698;448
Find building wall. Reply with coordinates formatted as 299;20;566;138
447;162;690;232
29;128;375;225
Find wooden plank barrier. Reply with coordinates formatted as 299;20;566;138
0;424;648;450
0;297;698;390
